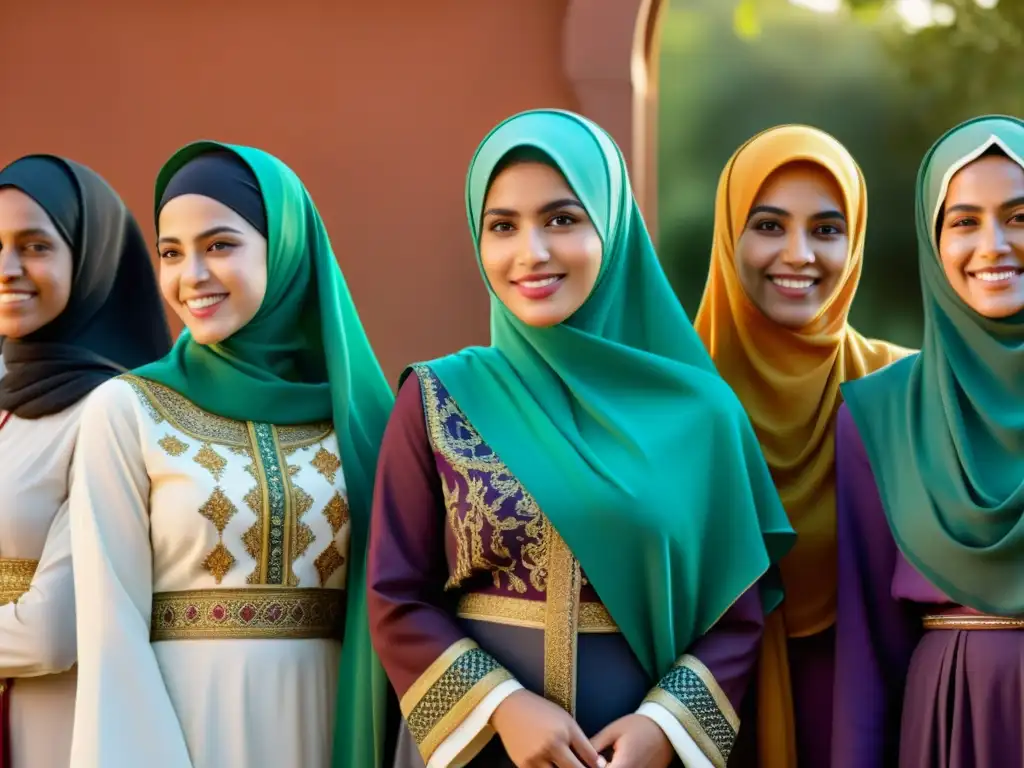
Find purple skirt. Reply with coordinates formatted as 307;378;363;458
900;628;1024;767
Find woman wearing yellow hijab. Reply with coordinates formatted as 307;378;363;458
693;125;912;767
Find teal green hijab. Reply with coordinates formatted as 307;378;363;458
135;142;394;767
843;116;1024;615
407;110;794;678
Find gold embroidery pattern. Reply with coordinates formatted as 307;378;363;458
400;638;513;763
158;435;188;457
151;587;345;641
414;365;547;594
199;488;238;583
193;443;228;481
120;374;331;450
456;593;618;633
287;483;315;587
644;654;739;768
0;559;37;605
314;491;349;586
544;529;581;714
310;446;341;485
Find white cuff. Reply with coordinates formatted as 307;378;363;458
426;678;524;768
638;701;714;768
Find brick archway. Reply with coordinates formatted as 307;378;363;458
563;0;666;240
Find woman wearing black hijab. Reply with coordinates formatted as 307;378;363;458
0;154;171;768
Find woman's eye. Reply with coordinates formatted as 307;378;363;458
24;242;50;253
159;249;180;259
491;222;514;233
549;214;576;227
755;221;781;232
208;241;233;252
816;225;841;236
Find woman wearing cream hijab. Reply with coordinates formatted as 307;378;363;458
694;125;911;767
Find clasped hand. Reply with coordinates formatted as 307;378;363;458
490;690;675;768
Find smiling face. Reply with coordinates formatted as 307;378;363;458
479;161;603;327
734;161;850;329
157;194;268;345
0;187;74;339
937;152;1024;319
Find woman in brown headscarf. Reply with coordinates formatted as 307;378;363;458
693;125;911;767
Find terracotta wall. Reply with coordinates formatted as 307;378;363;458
0;0;582;382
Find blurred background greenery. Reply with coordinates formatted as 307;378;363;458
657;0;1021;348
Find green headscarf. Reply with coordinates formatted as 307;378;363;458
135;142;394;767
405;110;794;679
843;116;1024;615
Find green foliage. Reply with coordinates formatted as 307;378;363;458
657;0;926;347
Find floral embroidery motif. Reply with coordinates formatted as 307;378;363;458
193;443;228;481
414;365;548;594
310;446;341;485
313;491;349;586
158;434;188;457
199;488;238;583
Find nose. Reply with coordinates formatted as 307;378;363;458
977;221;1012;260
180;252;210;286
523;225;551;265
780;229;815;268
0;247;23;281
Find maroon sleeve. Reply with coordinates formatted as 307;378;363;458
831;403;920;768
367;374;514;764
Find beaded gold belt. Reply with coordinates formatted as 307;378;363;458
151;587;345;641
922;613;1024;630
456;593;619;634
0;558;37;606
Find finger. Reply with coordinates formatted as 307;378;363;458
569;724;607;768
589;721;619;756
549;741;588;768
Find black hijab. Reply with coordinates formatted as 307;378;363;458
0;155;172;418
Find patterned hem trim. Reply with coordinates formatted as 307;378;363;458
150;587;345;641
643;654;738;768
456;593;619;634
400;638;513;763
0;558;36;606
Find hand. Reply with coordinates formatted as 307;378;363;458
591;714;674;768
490;689;606;768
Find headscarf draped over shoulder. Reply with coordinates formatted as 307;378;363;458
843;115;1024;616
135;142;394;768
405;110;795;709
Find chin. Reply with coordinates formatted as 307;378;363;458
971;300;1024;320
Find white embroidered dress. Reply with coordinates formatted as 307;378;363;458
69;374;351;768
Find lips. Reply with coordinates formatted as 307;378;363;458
0;291;35;306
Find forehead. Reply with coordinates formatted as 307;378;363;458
0;187;56;231
946;155;1024;202
484;162;574;206
158;194;249;234
753;162;843;209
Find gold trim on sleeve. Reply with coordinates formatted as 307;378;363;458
643;654;739;768
0;558;37;605
399;638;513;764
150;587;345;641
456;593;619;633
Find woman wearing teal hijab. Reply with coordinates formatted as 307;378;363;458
67;146;393;767
833;116;1024;767
366;109;794;768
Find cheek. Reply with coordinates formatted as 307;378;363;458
939;238;971;282
479;241;513;292
31;261;72;315
820;240;850;277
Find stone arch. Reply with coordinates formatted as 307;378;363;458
563;0;666;240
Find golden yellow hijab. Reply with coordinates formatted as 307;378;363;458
694;125;912;766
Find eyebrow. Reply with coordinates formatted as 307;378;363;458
12;228;56;239
483;198;585;218
946;196;1024;216
157;225;245;246
746;205;846;222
